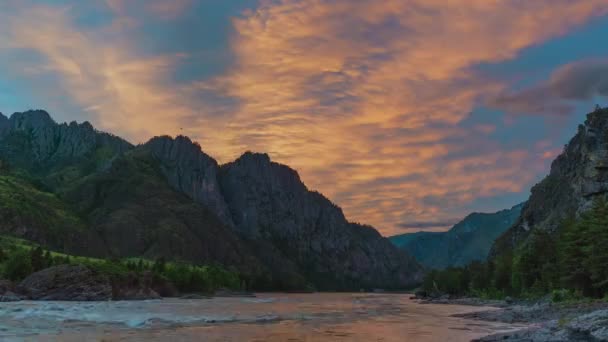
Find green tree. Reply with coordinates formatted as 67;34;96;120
3;249;33;281
512;229;558;294
493;251;513;293
152;257;166;273
583;197;608;296
43;250;53;268
30;246;45;272
560;213;593;296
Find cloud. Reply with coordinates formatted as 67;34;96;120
105;0;193;20
197;0;607;235
397;219;460;230
0;4;206;142
0;0;607;236
490;59;608;116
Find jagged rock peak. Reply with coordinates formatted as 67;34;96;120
585;107;608;128
229;151;304;186
236;151;271;163
0;113;8;130
9;109;56;130
146;135;218;165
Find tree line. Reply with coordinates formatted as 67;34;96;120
0;245;242;294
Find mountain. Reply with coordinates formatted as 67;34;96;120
390;203;524;269
0;109;423;290
492;107;608;257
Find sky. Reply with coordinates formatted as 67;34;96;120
0;0;607;236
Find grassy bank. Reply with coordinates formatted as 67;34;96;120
0;235;242;294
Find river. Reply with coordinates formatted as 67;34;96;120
0;293;525;341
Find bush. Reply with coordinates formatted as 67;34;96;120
2;249;33;281
551;289;582;303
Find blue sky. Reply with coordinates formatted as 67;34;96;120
0;0;607;235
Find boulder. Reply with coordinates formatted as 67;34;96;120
567;309;608;341
20;265;112;301
19;265;166;301
0;279;26;302
111;272;162;300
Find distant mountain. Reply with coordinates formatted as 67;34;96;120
390;203;524;269
0;110;423;291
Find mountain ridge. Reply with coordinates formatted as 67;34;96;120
0;109;423;290
391;203;524;269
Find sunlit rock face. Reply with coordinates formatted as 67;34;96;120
493;108;608;255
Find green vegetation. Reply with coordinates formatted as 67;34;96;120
0;236;241;293
422;197;608;301
0;174;86;233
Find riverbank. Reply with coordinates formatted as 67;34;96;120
416;295;608;341
468;302;608;341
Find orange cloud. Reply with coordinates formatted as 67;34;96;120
197;0;607;235
0;1;606;236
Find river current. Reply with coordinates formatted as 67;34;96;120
0;293;525;341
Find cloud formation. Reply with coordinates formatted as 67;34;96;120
491;59;608;115
0;0;606;235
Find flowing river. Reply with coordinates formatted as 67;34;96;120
0;293;525;341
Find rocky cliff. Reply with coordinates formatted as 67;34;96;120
391;203;523;269
493;107;608;255
219;152;424;289
145;136;233;226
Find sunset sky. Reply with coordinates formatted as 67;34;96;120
1;1;607;236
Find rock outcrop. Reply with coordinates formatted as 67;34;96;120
18;265;163;301
145;136;233;226
493;108;608;255
20;265;113;301
391;203;524;269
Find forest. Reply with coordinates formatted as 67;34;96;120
422;197;608;301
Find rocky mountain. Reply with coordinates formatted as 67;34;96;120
492;107;608;256
0;110;130;176
390;203;523;269
218;152;422;289
0;110;423;290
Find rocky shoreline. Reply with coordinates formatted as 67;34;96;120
415;294;608;341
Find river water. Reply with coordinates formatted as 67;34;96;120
0;293;525;341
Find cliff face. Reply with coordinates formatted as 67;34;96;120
493;108;608;255
391;203;523;269
219;152;424;289
145;136;233;226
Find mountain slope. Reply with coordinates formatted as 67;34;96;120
492;107;608;257
0;110;424;290
391;203;524;269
